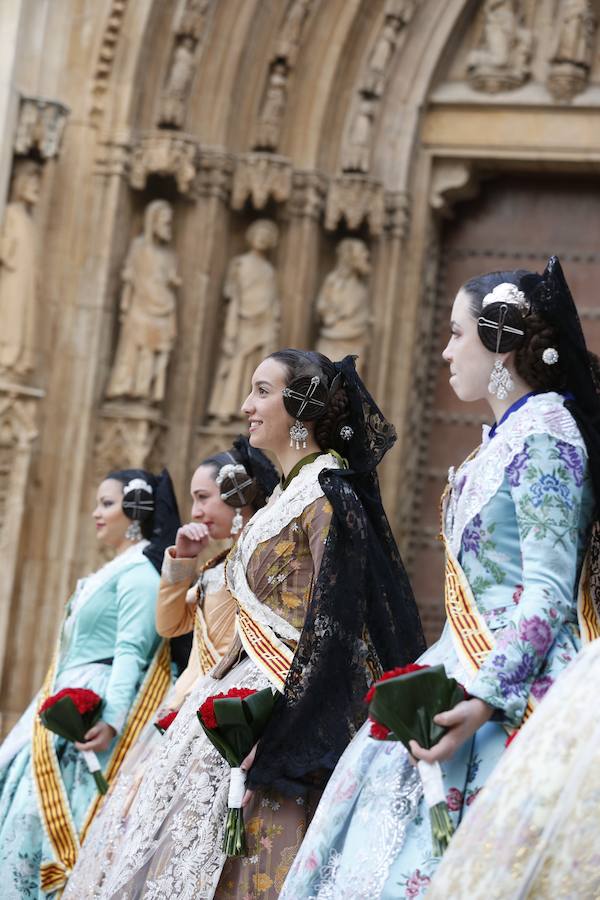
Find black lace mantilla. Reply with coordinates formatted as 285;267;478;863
248;358;425;794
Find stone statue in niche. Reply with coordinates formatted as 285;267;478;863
208;220;280;423
158;36;196;128
315;238;372;373
467;0;533;93
106;200;181;405
548;0;596;101
341;96;376;174
276;0;312;65
0;160;41;376
363;22;399;96
254;62;288;151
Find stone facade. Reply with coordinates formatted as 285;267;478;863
1;0;600;732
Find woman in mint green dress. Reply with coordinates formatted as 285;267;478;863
281;257;600;899
0;467;179;899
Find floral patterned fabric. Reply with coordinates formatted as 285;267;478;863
280;393;595;899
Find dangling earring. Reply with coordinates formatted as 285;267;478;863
488;360;514;400
125;520;142;542
289;419;308;450
230;508;243;536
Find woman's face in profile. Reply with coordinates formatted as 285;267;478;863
241;357;296;453
442;288;497;403
92;479;130;548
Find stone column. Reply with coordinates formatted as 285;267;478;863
280;170;328;347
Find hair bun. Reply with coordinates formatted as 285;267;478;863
122;479;155;521
216;463;258;508
282;375;329;421
477;301;526;353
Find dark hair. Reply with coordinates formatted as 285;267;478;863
462;270;568;393
198;448;266;511
105;468;156;539
268;349;351;454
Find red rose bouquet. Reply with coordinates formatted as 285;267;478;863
155;709;178;734
38;688;109;794
197;686;276;856
367;663;466;856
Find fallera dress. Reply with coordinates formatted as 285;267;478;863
0;541;165;899
280;391;598;900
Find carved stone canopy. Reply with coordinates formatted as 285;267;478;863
14;96;70;160
232;153;293;210
325;174;385;236
129;132;199;195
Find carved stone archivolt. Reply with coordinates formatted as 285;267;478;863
90;0;130;122
467;0;533;93
0;161;42;377
314;238;372;373
129;132;198;194
326;174;385;236
106;200;181;405
208;219;280;424
14;97;69;160
276;0;314;66
232;153;293;210
547;0;597;102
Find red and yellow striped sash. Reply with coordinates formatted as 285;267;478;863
236;606;293;692
33;640;171;893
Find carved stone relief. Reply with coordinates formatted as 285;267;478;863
276;0;314;65
129;132;198;194
106;200;181;405
467;0;533;93
547;0;597;101
289;170;328;220
429;159;480;218
157;0;215;129
232;153;293;209
0;161;42;377
94;407;165;477
208;219;280;423
314;238;372;373
14;97;69;160
342;0;415;175
326;174;385;235
158;37;197;128
341;97;376;174
253;62;289;152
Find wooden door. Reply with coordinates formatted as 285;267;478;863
411;174;600;643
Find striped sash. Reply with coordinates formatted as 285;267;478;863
33;640;171;894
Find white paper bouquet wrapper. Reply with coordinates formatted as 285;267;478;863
417;759;446;808
228;766;247;809
81;749;101;774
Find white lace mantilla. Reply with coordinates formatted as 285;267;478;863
201;560;225;596
446;393;586;556
227;453;340;645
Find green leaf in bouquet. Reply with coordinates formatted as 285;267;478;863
212;688;277;764
40;696;102;744
369;665;465;752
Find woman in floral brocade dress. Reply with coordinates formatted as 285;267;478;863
65;350;424;900
281;256;600;900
